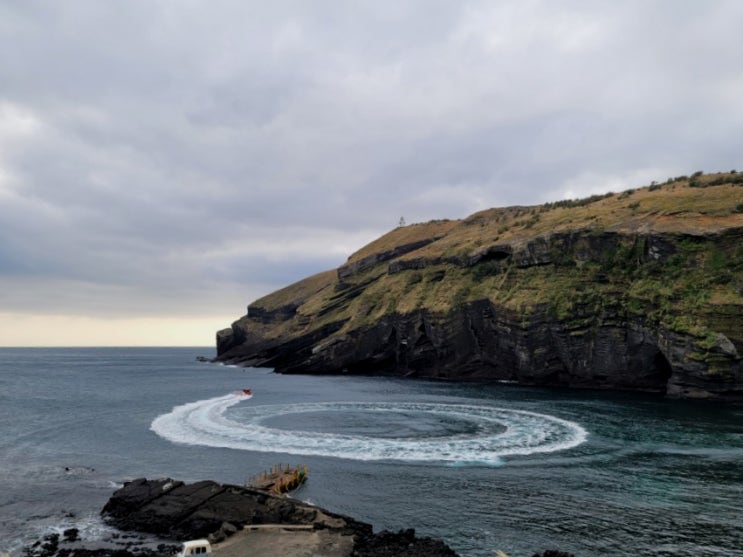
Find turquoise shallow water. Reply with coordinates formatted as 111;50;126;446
0;347;741;556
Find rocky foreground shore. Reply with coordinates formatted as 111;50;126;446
23;477;573;557
23;478;457;557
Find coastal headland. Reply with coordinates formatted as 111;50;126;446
216;172;743;399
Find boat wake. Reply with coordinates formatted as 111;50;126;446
150;395;587;465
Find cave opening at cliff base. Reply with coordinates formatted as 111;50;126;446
654;350;673;392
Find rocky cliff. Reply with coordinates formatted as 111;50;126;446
217;172;743;399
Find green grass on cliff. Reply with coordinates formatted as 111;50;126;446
251;269;336;312
344;219;458;264
240;172;743;351
399;172;743;265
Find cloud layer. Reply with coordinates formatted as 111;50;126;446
1;1;741;344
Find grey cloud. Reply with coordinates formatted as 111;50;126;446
1;0;742;324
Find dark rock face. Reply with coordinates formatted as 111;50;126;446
338;236;445;281
219;299;741;399
101;478;370;541
351;528;460;557
217;226;743;400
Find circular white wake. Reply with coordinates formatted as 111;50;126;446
150;395;587;464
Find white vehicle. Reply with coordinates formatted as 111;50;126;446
175;539;212;557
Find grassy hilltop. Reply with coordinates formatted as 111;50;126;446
218;172;743;399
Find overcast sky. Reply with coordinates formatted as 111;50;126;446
1;1;742;346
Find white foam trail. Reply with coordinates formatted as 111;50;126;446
150;395;587;465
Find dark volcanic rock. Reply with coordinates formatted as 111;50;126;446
101;478;184;520
25;533;60;557
221;299;740;396
102;478;372;541
351;528;459;557
98;478;463;556
217;223;743;400
43;548;176;557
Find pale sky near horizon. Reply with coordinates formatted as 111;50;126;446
1;1;742;347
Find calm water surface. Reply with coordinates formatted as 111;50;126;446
0;348;741;556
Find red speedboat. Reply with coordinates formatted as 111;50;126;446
242;388;252;395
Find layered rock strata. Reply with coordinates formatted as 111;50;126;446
217;176;743;399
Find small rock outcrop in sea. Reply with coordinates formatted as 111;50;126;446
216;173;743;399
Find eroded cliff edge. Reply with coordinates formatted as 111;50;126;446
217;173;743;399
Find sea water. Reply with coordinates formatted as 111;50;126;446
0;347;741;556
